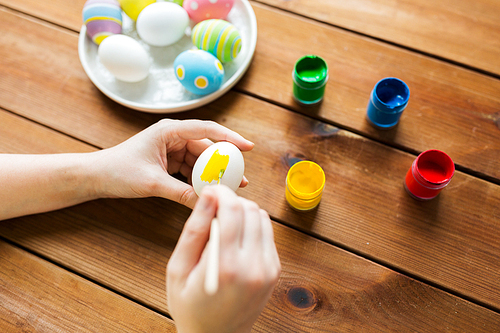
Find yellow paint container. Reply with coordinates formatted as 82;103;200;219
286;161;325;211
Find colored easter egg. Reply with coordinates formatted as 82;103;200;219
174;49;224;95
183;0;234;23
118;0;155;21
82;0;122;45
192;142;245;196
192;19;241;63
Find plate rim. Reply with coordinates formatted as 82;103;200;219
78;0;257;113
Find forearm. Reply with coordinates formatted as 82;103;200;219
0;152;104;221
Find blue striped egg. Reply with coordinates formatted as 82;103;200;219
192;19;241;63
174;50;224;95
83;0;122;45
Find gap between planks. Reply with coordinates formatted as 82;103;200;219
0;106;102;151
269;213;500;316
250;0;500;80
0;233;174;320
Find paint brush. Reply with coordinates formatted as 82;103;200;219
205;169;225;295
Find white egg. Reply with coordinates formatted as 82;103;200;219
192;142;245;196
98;34;150;82
137;2;189;47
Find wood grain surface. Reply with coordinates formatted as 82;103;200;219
1;0;500;332
253;0;500;76
0;239;176;332
2;196;500;331
0;88;498;331
1;3;500;310
2;108;499;330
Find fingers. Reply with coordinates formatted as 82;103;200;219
186;138;214;158
161;119;254;152
167;187;217;281
260;209;281;275
168;183;280;300
241;199;263;251
239;175;249;188
215;186;245;254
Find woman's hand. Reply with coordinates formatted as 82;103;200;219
166;185;281;333
94;119;254;208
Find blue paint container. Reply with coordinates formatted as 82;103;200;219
366;77;410;129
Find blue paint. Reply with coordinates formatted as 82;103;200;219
366;77;410;129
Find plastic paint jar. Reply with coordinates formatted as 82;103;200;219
292;55;328;105
286;161;326;211
366;77;410;129
404;149;455;200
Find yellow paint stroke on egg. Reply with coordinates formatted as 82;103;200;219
200;149;229;183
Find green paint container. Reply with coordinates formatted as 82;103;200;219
292;55;328;105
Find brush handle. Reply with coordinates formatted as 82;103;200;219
205;217;220;295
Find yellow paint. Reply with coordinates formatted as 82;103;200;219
118;0;155;21
195;77;208;88
200;150;229;183
176;66;184;80
286;161;325;211
93;32;112;45
84;17;122;25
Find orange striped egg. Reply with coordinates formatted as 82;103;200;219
192;19;241;63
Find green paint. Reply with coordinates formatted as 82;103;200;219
297;65;327;83
293;55;328;104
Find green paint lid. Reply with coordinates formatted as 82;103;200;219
293;55;328;89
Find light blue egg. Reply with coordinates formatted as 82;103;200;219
174;50;225;95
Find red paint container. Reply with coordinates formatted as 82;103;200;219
404;150;455;200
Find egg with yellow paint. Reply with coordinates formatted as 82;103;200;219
192;142;245;196
174;50;224;95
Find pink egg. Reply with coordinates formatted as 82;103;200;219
183;0;234;23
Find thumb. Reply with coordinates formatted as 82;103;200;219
158;176;199;209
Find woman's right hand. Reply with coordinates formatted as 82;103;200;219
166;185;281;333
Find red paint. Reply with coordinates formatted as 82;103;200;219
405;150;455;200
418;161;446;183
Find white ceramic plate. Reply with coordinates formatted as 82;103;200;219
78;0;257;113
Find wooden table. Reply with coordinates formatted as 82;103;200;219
1;0;500;331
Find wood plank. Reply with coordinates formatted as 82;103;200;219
1;5;500;184
3;200;500;332
253;0;500;76
0;0;84;32
0;108;95;154
1;6;500;311
0;239;176;332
